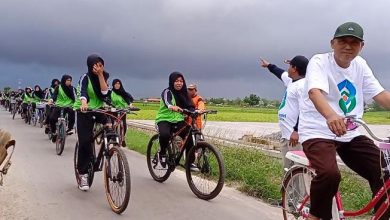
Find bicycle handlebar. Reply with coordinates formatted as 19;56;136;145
182;109;217;117
346;115;390;143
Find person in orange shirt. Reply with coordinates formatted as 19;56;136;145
187;84;205;130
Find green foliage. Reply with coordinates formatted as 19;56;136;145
243;94;261;106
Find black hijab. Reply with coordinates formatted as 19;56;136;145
112;79;134;104
24;87;32;98
86;54;109;100
33;85;45;99
168;72;194;110
61;75;75;101
51;79;60;89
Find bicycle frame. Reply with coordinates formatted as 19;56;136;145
168;111;207;168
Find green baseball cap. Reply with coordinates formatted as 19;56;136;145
334;22;364;41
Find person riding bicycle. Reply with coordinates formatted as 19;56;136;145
73;54;109;191
49;74;76;142
187;83;205;130
155;72;196;169
32;85;45;113
299;22;390;220
21;87;33;118
44;79;60;134
108;79;134;147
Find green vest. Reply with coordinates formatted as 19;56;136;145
111;91;128;109
155;93;184;124
23;93;32;104
73;76;104;110
56;85;74;107
32;93;41;104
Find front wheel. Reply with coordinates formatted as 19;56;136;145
56;121;66;155
185;141;225;200
146;134;171;182
281;166;314;220
104;145;131;214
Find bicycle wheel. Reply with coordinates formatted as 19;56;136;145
39;111;44;128
104;145;131;214
146;134;172;182
32;111;38;126
185;141;225;200
74;142;95;187
12;105;17;120
282;166;314;220
56;122;66;155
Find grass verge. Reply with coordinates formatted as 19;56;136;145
126;127;372;211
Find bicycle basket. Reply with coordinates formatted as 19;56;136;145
379;143;390;172
37;102;46;109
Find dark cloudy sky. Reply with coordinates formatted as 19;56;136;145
1;0;389;99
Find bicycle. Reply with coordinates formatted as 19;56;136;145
281;116;390;220
24;103;33;125
12;98;22;120
54;106;71;155
146;109;225;200
35;101;46;128
73;107;135;214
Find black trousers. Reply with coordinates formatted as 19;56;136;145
157;121;194;163
49;107;75;133
76;111;107;174
45;105;53;125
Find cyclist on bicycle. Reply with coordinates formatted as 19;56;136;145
49;74;76;142
300;22;390;220
155;72;195;168
187;83;205;130
32;85;45;112
73;54;109;191
109;78;134;147
44;79;60;134
21;87;33;118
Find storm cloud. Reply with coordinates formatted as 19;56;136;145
0;0;389;99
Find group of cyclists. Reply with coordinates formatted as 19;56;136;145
1;54;135;192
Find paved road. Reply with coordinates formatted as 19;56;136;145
0;110;282;220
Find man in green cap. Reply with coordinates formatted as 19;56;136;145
299;22;390;220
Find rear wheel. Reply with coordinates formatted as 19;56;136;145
146;134;171;182
104;145;131;214
39;111;45;128
56;121;66;155
185;141;225;200
282;167;314;220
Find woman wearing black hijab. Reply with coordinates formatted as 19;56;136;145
44;79;60;133
109;79;134;147
155;72;195;168
73;54;109;191
49;74;76;142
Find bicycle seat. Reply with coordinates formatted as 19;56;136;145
285;151;309;166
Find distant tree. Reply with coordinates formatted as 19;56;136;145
3;87;11;92
243;94;260;106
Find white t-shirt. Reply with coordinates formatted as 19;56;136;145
299;52;384;143
278;72;304;139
